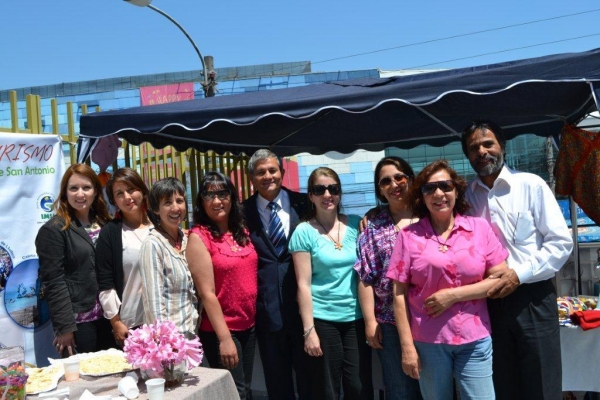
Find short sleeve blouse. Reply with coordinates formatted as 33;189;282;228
386;214;508;345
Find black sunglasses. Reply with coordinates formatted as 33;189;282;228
379;173;410;188
421;180;456;195
201;189;231;202
311;184;341;196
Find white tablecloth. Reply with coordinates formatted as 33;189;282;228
33;366;239;399
561;326;600;392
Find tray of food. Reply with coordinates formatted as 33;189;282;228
25;364;64;395
49;349;134;377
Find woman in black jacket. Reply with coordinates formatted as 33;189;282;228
35;164;113;356
96;168;152;347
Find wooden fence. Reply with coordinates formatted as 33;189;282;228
0;92;252;208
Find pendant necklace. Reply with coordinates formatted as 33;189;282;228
160;227;181;250
315;217;343;250
434;236;449;253
124;220;150;244
432;224;453;253
224;233;241;252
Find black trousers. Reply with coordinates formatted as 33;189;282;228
257;322;310;400
487;279;562;400
71;317;115;355
200;327;256;400
305;318;373;400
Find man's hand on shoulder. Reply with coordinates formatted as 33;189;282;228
487;269;520;299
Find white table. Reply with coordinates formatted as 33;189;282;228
34;366;239;399
561;326;600;393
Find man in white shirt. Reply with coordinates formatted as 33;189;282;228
461;120;573;400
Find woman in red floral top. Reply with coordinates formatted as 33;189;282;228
187;171;258;400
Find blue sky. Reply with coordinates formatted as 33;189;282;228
1;1;599;90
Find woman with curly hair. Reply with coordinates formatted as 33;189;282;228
386;160;508;400
36;164;113;356
187;171;258;400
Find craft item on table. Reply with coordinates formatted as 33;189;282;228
570;310;600;331
0;364;27;400
0;346;27;400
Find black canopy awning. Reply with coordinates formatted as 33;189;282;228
79;48;600;156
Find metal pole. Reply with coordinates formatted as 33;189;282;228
147;4;206;79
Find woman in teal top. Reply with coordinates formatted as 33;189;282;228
289;166;373;400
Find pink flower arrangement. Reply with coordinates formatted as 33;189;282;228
123;321;203;374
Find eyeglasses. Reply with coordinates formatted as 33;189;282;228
420;180;456;195
378;173;410;188
311;184;341;196
201;190;231;202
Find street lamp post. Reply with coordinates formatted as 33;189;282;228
123;0;215;97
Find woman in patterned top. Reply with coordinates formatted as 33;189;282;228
139;177;198;336
187;171;258;400
354;156;422;400
36;164;113;357
386;160;508;400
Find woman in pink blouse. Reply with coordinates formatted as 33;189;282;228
187;171;258;400
386;160;508;400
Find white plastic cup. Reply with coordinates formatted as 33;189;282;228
145;378;165;400
118;376;139;399
63;356;80;382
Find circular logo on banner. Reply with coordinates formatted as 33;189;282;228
37;193;55;223
0;244;13;292
4;258;51;330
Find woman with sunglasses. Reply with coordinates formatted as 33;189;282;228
139;177;198;336
187;172;258;400
386;160;508;400
289;167;373;400
35;164;113;357
96;168;153;347
354;157;422;400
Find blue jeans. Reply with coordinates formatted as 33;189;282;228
200;327;256;400
377;323;422;400
414;337;494;400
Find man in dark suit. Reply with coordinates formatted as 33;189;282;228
243;149;309;400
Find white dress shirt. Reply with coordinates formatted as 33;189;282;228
256;189;291;239
466;165;573;284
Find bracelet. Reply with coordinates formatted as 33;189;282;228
303;325;315;339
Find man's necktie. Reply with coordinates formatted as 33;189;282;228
268;202;286;256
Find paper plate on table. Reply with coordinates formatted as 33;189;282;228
25;364;64;395
49;349;134;377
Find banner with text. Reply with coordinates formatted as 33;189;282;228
0;133;64;365
140;82;195;106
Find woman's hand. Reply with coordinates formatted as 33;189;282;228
304;330;323;357
219;337;239;370
365;320;383;349
401;347;421;380
111;320;130;347
424;288;457;317
53;332;76;357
